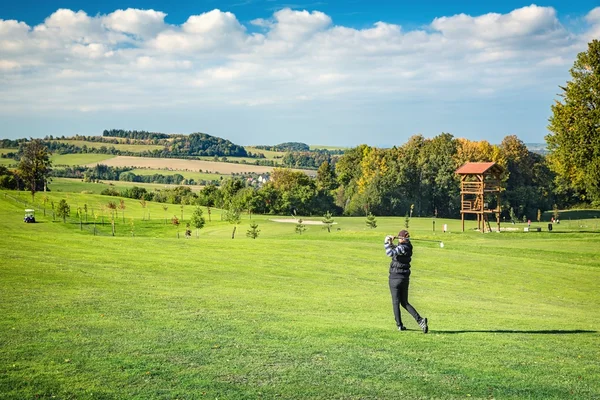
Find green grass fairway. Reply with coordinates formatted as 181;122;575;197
51;154;116;166
1;191;599;399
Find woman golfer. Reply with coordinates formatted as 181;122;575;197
384;230;428;333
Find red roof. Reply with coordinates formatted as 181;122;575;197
455;162;503;175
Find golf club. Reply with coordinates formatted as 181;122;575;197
392;236;445;248
412;238;445;248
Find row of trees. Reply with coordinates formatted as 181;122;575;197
281;150;339;169
254;142;310;152
103;129;170;140
331;134;554;219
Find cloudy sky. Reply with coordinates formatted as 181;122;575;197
1;1;598;146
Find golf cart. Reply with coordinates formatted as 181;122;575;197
24;209;36;223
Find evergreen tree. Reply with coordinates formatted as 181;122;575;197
295;219;306;235
322;211;334;232
246;222;260;239
366;212;377;229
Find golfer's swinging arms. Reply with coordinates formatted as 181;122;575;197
384;230;428;333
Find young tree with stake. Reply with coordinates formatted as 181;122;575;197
190;206;205;238
56;199;70;223
322;211;334;232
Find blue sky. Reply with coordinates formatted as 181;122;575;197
0;1;599;146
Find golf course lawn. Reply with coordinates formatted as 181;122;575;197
0;191;598;399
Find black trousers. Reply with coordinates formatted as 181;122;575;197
389;276;422;327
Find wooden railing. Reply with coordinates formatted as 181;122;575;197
462;182;482;192
462;182;501;193
462;200;483;211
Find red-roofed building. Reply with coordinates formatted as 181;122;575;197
455;162;504;232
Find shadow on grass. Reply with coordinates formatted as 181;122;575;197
433;329;597;334
548;231;600;235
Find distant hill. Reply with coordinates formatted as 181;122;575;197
36;130;249;159
524;143;548;155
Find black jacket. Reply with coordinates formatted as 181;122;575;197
385;240;412;278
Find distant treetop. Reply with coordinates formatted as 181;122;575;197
103;129;171;140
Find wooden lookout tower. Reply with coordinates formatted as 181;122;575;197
455;162;504;232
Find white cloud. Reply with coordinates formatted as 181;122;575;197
150;9;249;53
268;8;331;41
102;8;166;39
0;5;597;118
585;7;600;40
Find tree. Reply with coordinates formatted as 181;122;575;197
246;222;260;239
225;206;241;239
190;206;206;238
322;211;334;232
139;199;147;221
546;39;600;205
119;199;126;223
316;161;337;191
509;207;517;224
366;212;377;229
77;207;83;230
0;165;17;190
162;205;168;224
18;139;52;200
295;219;306;235
106;201;117;236
41;195;49;217
56;199;70;223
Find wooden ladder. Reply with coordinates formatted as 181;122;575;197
483;214;492;233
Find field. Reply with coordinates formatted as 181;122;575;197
309;145;349;151
50;140;164;153
50;177;204;194
130;169;230;182
91;156;317;176
244;147;286;161
51;154;115;166
0;190;599;399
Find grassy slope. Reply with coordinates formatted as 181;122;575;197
0;191;599;399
